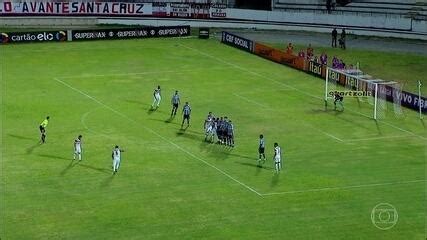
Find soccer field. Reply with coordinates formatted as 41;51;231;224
1;37;426;239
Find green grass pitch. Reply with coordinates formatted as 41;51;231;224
0;37;426;239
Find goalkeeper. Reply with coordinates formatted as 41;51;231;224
334;92;344;111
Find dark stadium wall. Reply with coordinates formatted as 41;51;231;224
234;0;272;10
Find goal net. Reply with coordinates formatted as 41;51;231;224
324;67;403;120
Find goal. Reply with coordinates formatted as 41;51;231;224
324;67;403;120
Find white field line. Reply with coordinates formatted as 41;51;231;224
180;44;426;141
315;129;344;142
81;109;116;140
58;67;235;79
233;93;271;109
55;77;263;197
344;135;414;142
262;179;426;196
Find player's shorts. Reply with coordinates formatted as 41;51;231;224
274;157;281;163
206;126;213;134
183;114;190;120
39;125;45;133
173;103;179;109
227;132;233;138
258;147;265;154
75;149;81;154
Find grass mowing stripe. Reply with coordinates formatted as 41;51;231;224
54;77;263;197
58;66;235;79
180;44;427;141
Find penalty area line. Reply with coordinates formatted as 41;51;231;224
262;179;426;196
233;93;271;109
54;77;263;197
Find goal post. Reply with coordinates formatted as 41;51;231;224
325;67;403;120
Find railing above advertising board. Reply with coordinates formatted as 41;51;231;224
0;1;227;19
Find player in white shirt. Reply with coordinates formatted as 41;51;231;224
204;112;214;141
273;142;282;173
73;135;82;161
151;85;161;109
112;145;124;175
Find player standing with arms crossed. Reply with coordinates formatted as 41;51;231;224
73;135;83;161
273;142;282;173
151;85;161;110
39;116;50;144
170;90;180;117
112;145;124;175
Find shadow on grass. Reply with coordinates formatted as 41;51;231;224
198;142;233;160
78;163;111;174
226;153;254;161
8;134;36;141
271;173;280;187
147;107;157;115
37;154;70;161
374;120;383;135
165;116;174;123
235;161;272;176
60;160;77;176
100;175;114;188
148;118;180;126
176;129;201;141
26;143;42;154
236;161;272;170
125;99;143;105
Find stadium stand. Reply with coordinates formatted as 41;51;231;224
274;0;427;18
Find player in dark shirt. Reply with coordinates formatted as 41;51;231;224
181;102;191;128
334;92;344;111
258;134;266;164
226;120;234;147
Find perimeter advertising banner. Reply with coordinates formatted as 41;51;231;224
71;25;190;41
191;3;210;19
169;3;190;17
221;31;253;53
0;1;152;16
0;30;67;44
308;61;326;77
152;2;167;17
210;4;227;18
254;42;305;70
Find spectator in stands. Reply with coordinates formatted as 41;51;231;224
298;49;305;58
313;56;319;63
332;56;339;68
340;28;346;49
326;0;332;13
339;59;346;69
331;28;337;48
306;44;314;60
320;52;328;65
286;42;294;54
